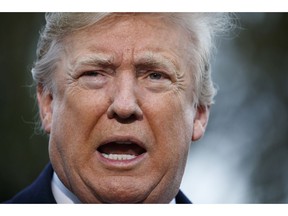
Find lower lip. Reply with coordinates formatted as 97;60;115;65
96;151;147;169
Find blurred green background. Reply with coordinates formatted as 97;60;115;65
0;13;48;202
1;13;288;203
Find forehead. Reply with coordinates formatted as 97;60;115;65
74;13;185;38
63;14;191;59
56;14;196;104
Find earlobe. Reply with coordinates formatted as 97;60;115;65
37;85;53;134
192;105;210;141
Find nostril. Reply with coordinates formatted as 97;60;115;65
107;103;135;119
112;113;138;124
107;100;143;122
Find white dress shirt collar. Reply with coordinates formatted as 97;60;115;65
51;172;81;203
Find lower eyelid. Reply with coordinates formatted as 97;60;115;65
79;76;108;88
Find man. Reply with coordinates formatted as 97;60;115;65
5;13;229;203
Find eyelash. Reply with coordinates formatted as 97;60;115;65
147;71;169;81
82;71;101;76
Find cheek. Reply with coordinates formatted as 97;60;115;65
141;94;194;191
50;90;109;160
144;94;194;161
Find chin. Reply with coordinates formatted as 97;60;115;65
95;189;150;204
81;176;161;203
89;179;178;203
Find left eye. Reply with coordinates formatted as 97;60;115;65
148;72;164;80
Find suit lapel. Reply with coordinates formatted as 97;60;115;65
5;163;56;203
175;190;192;204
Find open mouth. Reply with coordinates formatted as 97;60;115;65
97;141;146;161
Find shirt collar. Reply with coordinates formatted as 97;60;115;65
51;171;176;204
51;172;81;203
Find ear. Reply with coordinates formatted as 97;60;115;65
192;105;210;141
37;85;53;134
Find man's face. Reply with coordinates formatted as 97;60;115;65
38;14;209;203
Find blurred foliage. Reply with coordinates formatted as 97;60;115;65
1;13;288;203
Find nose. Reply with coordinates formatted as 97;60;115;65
107;74;143;122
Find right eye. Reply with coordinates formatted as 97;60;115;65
82;71;101;76
79;71;108;89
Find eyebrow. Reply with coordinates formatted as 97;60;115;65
69;54;115;72
68;52;179;76
134;52;179;75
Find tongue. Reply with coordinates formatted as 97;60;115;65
98;143;145;156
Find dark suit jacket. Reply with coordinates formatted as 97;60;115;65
5;163;191;204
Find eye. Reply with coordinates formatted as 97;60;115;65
79;70;108;89
82;71;101;77
138;69;174;92
148;72;165;80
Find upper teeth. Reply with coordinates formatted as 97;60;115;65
102;153;136;160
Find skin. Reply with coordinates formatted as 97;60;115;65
37;14;209;203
